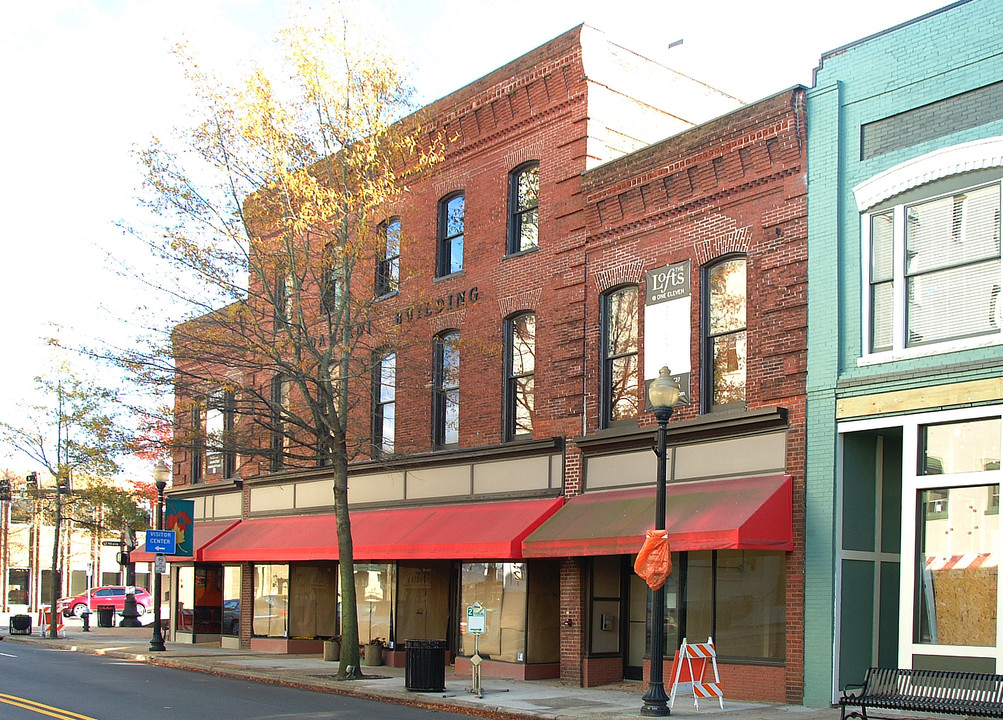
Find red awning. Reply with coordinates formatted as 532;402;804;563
522;474;792;557
201;497;564;563
131;519;240;563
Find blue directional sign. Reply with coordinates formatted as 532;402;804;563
145;529;177;554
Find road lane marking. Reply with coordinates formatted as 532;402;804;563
0;693;98;720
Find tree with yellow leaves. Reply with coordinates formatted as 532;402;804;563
125;2;440;676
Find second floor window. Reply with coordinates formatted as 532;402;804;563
322;243;342;315
505;313;536;439
866;180;1001;355
376;218;400;297
601;286;639;426
270;375;288;472
508;163;539;254
373;352;396;455
433;331;460;447
191;403;203;483
705;257;747;409
438;193;464;276
205;388;236;478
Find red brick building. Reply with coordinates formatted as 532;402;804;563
157;25;806;703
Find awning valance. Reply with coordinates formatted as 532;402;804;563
131;519;240;563
201;497;564;563
522;474;792;557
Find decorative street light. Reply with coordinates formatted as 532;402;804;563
149;460;170;652
641;367;681;717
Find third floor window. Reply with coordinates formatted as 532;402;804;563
438;193;464;277
508;163;539;254
376;217;400;297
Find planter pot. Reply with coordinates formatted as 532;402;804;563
323;640;341;662
364;643;384;666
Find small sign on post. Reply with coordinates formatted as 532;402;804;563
154;554;167;574
466;603;488;698
145;529;177;555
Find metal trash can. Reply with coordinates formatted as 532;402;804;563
96;605;115;628
404;639;446;692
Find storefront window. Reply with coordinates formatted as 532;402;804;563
460;562;527;662
176;566;195;634
222;566;241;636
915;485;999;647
714;550;785;660
354;563;395;645
253;564;289;637
921;418;1001;475
681;550;784;662
397;561;451;644
289;563;339;639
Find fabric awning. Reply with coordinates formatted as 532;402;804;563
131;519;240;563
201;496;564;563
522;474;792;557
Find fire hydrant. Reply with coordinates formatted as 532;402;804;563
81;608;91;632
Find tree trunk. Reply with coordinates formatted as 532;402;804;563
333;454;362;677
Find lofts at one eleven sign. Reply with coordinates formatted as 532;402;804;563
644;260;691;407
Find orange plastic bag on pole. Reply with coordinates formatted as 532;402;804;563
634;529;672;590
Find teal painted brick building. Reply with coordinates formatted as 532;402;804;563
805;0;1003;705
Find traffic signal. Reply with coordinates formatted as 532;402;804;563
0;478;10;501
117;550;131;565
25;472;37;489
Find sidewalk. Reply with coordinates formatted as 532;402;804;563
0;614;836;720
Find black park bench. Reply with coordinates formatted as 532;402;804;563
840;667;1003;720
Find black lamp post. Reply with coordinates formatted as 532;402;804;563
640;366;680;717
149;460;169;652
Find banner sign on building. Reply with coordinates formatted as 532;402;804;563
644;260;692;406
165;498;195;557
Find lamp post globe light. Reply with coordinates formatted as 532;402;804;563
149;460;170;652
641;367;680;717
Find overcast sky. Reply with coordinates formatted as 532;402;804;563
0;0;953;474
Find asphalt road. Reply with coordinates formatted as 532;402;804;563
0;643;471;720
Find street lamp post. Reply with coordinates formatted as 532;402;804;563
149;460;169;652
640;367;680;717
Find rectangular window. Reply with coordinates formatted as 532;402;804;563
505;313;535;439
375;218;400;297
865;181;1002;355
373;352;396;454
322;243;341;315
602;286;639;426
222;566;241;637
920;417;1001;475
191;404;203;483
270;376;287;472
508;163;539;254
704;258;747;409
205;389;236;477
353;563;395;645
433;332;459;447
460;562;531;662
252;563;289;638
915;485;998;647
438;194;464;276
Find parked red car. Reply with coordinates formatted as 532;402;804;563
60;586;153;618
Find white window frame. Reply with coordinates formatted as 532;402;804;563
855;137;1003;366
836;404;1003;684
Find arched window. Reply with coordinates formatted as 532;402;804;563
601;285;639;426
704;256;747;409
505;312;536;439
438;193;464;276
433;331;460;447
373;351;396;454
375;217;400;297
508;163;539;254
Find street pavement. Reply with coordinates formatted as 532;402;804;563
0;612;841;720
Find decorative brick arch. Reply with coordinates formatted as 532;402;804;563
497;288;541;318
594;259;645;294
694;226;752;266
430;312;464;336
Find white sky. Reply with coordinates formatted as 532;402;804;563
0;0;952;473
